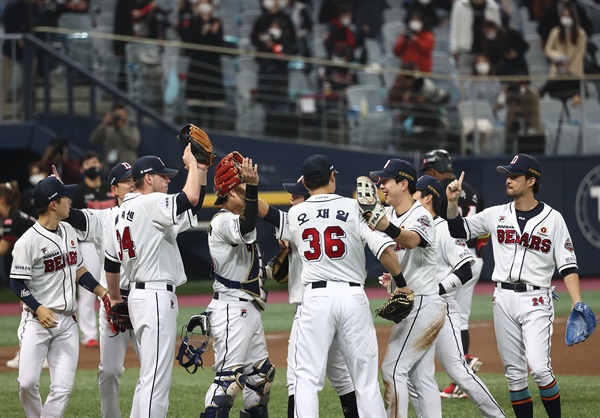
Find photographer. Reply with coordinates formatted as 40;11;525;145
393;11;435;73
89;103;141;170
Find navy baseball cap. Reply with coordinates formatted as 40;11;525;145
301;155;337;182
108;162;133;186
283;176;309;196
33;177;78;209
416;175;444;207
497;154;542;180
370;158;417;186
132;156;178;182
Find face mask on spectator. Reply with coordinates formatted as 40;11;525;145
475;62;490;74
269;27;282;39
263;0;275;9
198;3;212;14
341;16;352;27
84;167;102;180
485;30;497;40
409;20;423;32
560;17;573;27
29;173;46;186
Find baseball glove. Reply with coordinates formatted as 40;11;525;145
214;151;244;198
102;294;133;335
565;301;598;346
375;291;415;323
267;246;290;284
176;123;215;166
356;176;386;230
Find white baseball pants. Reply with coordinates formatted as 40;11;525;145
78;241;99;344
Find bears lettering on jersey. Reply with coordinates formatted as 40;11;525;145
43;251;78;273
497;229;551;253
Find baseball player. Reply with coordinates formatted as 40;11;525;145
71;151;117;349
9;176;109;417
202;154;274;418
420;149;487;398
367;158;445;418
279;177;359;418
446;154;585;418
104;147;206;417
406;175;505;417
64;162;139;418
271;154;406;418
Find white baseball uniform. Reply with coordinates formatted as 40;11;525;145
204;209;271;414
276;194;394;418
380;201;445;418
75;208;140;418
104;192;197;417
285;240;355;400
10;221;84;417
416;217;505;417
450;202;577;392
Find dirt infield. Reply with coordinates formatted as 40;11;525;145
1;318;598;376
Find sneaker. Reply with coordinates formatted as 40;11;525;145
465;354;483;373
441;382;469;399
6;352;19;368
84;339;99;349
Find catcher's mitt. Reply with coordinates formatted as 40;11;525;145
356;176;386;230
176;123;215;166
267;246;290;284
103;295;133;335
375;291;414;323
565;301;598;346
214;151;244;198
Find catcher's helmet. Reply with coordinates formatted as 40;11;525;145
420;149;453;173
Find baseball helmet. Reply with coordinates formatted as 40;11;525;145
420;149;453;173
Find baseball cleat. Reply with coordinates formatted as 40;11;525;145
440;382;469;399
465;355;483;373
84;339;99;349
6;352;19;368
454;387;469;399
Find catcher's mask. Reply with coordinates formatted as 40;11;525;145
176;313;211;374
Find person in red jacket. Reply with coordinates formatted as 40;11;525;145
393;11;435;73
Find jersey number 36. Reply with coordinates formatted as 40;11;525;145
302;226;347;261
117;226;137;260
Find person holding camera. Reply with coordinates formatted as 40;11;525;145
89;103;141;171
393;10;435;73
39;139;81;185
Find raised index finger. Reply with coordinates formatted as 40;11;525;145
458;171;465;186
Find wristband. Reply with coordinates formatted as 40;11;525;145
392;272;407;288
78;271;101;293
383;223;401;239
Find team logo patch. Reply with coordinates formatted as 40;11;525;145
41;247;47;254
564;238;574;253
499;215;506;222
70;240;75;247
416;215;431;227
540;226;548;234
455;239;467;247
241;309;247;317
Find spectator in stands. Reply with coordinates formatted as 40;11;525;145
176;0;194;29
89;103;141;169
178;0;226;128
113;0;135;90
537;0;592;46
2;0;33;103
481;20;529;77
322;4;364;92
542;3;587;106
449;0;501;75
463;54;502;152
405;0;441;29
530;0;554;22
39;138;80;185
19;162;47;219
318;0;350;24
280;0;314;70
131;0;170;40
352;0;387;41
393;10;435;73
502;77;543;151
251;0;297;110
